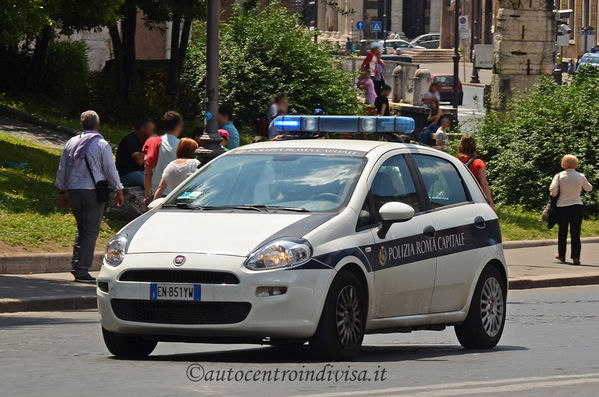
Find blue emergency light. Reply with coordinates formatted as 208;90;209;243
273;115;415;135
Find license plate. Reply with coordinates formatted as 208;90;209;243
150;283;201;301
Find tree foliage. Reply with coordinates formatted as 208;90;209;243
477;70;599;214
181;2;360;130
0;0;50;44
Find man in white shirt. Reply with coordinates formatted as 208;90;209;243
55;110;124;282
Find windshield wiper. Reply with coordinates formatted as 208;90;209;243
246;205;309;212
162;202;200;209
198;205;263;212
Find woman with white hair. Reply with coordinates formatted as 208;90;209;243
549;155;593;265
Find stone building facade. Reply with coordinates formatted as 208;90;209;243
490;0;556;108
556;0;599;59
315;0;442;41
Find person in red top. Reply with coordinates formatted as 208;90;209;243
457;134;495;210
361;42;386;79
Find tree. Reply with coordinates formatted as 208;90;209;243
25;0;123;90
181;3;360;132
0;0;49;45
142;0;206;106
108;0;137;96
476;70;599;214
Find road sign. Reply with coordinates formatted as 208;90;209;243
356;20;365;31
581;29;596;52
458;15;469;40
371;21;382;33
474;44;493;69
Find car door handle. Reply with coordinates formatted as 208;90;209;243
423;225;436;238
474;216;486;229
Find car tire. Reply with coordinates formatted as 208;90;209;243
102;327;157;359
310;271;366;361
455;266;506;349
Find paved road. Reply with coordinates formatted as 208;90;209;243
1;285;599;396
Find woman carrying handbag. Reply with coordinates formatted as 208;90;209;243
549;155;593;265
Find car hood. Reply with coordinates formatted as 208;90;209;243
126;210;333;257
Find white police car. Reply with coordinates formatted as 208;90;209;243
98;115;506;360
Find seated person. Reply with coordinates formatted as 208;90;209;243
433;116;450;151
116;118;155;187
418;99;443;146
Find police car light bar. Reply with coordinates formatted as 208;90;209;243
273;115;415;135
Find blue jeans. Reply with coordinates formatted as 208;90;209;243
120;170;144;187
418;125;439;145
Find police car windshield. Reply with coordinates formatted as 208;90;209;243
166;153;366;212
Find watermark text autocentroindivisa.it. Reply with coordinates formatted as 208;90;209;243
186;364;388;383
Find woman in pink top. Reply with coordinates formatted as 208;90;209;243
357;70;376;105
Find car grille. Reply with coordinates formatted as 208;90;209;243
111;299;251;325
118;270;240;284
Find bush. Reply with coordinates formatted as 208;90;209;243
477;72;599;214
181;2;361;132
43;40;89;114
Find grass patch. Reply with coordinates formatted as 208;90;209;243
0;92;130;144
497;205;599;241
0;132;128;252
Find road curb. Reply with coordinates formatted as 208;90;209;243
0;296;97;313
0;252;103;274
461;82;487;88
0;104;78;136
503;237;599;250
509;275;599;290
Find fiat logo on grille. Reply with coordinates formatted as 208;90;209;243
173;255;186;266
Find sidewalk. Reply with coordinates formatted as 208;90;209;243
1;244;599;313
505;243;599;289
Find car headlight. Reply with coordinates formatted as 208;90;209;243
244;238;312;271
104;233;128;266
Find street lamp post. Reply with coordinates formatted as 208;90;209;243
196;0;224;164
383;0;388;54
470;0;480;83
453;0;461;117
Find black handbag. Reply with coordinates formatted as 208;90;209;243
84;156;110;203
542;176;560;229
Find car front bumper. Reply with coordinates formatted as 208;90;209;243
97;253;333;340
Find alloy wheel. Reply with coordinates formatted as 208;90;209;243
480;277;504;338
335;285;362;349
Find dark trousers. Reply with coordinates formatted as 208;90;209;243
556;204;584;259
69;189;104;275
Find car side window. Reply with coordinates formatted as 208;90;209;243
413;155;469;209
371;155;420;214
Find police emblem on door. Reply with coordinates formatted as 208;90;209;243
379;246;387;267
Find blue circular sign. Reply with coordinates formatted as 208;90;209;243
205;111;213;121
356;20;365;31
459;17;467;24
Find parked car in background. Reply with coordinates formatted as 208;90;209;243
410;33;440;49
384;39;425;54
575;52;599;73
432;74;463;106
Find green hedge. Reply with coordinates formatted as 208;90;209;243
477;71;599;214
43;40;89;114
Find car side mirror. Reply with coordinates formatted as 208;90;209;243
147;197;167;210
377;202;415;239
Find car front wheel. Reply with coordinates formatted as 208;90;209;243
455;266;506;349
310;271;366;361
102;327;157;359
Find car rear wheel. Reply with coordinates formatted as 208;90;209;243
455;266;506;349
102;327;157;359
310;271;366;361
